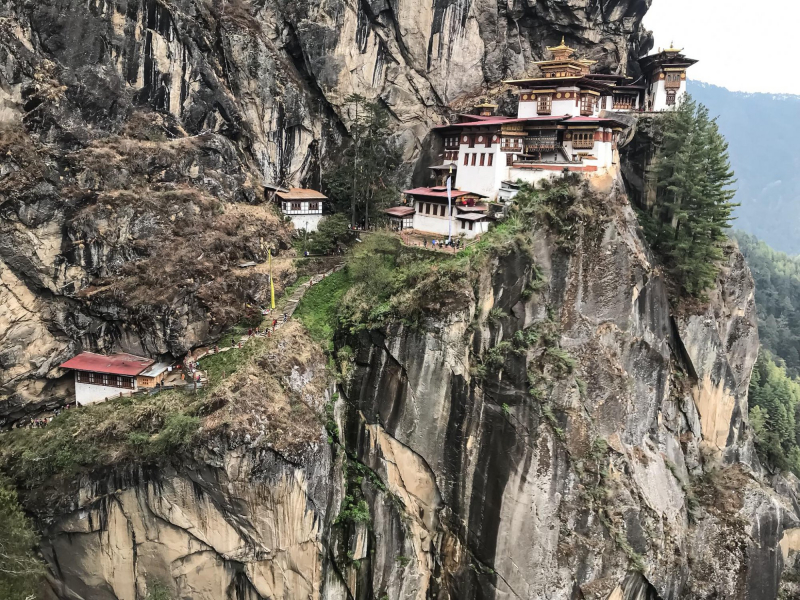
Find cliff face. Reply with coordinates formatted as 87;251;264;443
0;0;652;414
5;0;798;598
24;178;800;600
334;180;796;600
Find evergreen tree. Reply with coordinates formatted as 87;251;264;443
749;350;800;475
325;95;404;228
735;231;800;378
640;96;738;297
0;477;43;600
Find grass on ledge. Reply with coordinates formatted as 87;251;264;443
293;269;353;349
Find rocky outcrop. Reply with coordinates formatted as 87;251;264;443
42;446;336;600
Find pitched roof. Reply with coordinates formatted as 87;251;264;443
457;205;488;213
384;206;416;217
60;352;154;376
276;188;328;200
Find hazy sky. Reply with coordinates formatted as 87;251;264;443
644;0;800;95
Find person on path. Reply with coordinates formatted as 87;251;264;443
424;239;427;249
283;313;288;323
272;319;277;331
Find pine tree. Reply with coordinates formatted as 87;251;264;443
640;96;738;297
325;95;404;228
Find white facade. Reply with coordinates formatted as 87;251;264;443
75;374;137;406
517;88;603;119
648;77;687;112
288;213;324;232
411;200;487;239
452;129;617;201
282;201;325;232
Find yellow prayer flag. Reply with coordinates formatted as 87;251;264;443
268;249;276;309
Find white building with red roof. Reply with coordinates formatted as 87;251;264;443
60;352;171;406
276;188;328;232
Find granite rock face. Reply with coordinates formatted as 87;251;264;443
19;179;798;600
0;0;653;415
4;0;798;598
334;180;789;600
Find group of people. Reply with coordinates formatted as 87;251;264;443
424;238;462;250
25;403;75;429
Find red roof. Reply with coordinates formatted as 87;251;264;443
276;188;327;200
384;206;416;217
60;352;154;376
403;188;486;199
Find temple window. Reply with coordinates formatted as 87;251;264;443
580;95;595;116
488;153;494;167
666;91;677;106
291;202;301;211
309;202;319;211
480;153;485;166
572;132;595;149
471;154;477;166
537;94;552;114
464;153;469;165
665;72;682;89
614;95;634;110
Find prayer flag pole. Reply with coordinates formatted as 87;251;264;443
268;249;276;309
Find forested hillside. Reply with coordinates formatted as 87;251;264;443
735;232;800;376
690;82;800;254
735;231;800;475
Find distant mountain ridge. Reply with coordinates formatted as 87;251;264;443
688;81;800;255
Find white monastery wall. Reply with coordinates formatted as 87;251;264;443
290;214;324;232
75;378;136;406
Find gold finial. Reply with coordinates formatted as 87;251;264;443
561;36;565;45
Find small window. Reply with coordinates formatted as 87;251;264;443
440;205;446;217
308;202;319;211
425;203;431;215
461;220;466;230
463;153;469;166
291;202;301;211
488;153;494;167
580;95;595;115
537;94;552;114
471;154;477;166
480;153;485;166
666;91;677;106
468;221;474;231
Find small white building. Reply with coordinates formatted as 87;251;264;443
403;187;491;239
383;206;416;230
59;352;170;406
277;188;328;232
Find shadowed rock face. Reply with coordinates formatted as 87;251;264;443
14;180;798;600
